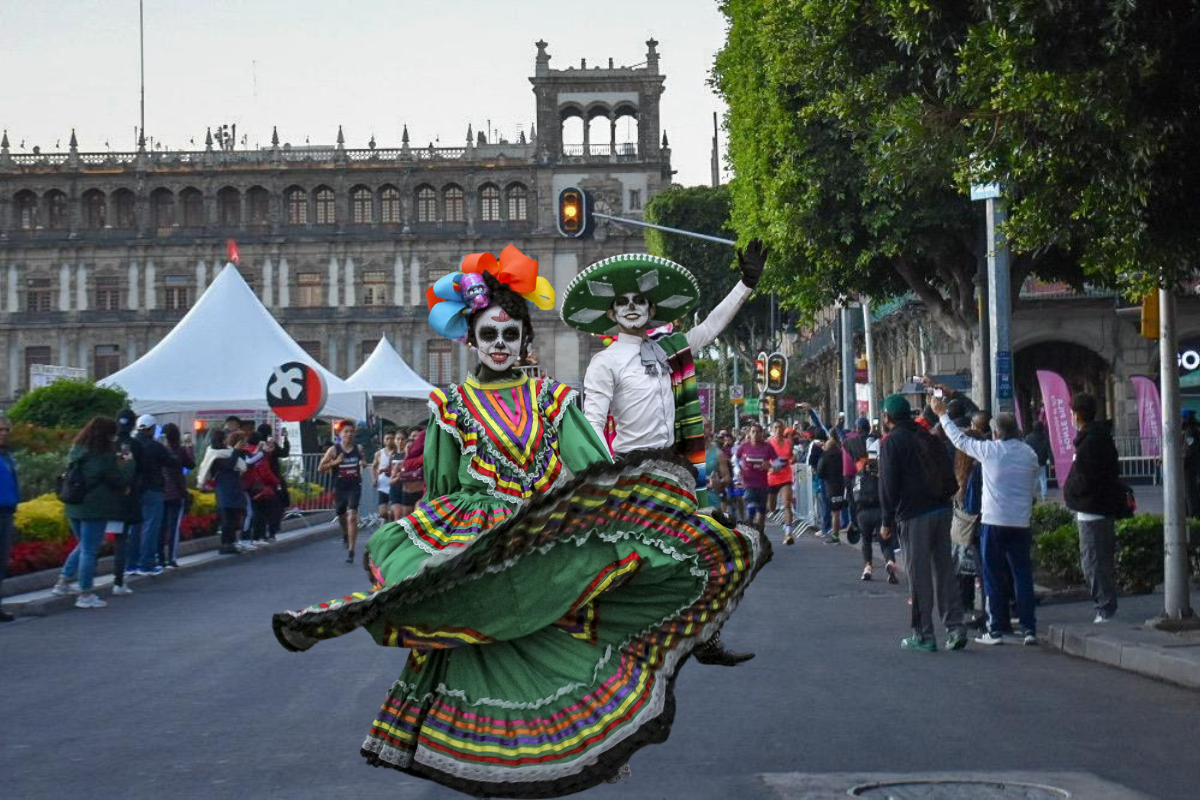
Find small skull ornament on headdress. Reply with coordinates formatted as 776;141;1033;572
460;273;490;311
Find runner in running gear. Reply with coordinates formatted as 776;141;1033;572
320;424;363;564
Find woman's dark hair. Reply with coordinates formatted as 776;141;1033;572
162;422;182;448
209;428;227;449
465;271;535;368
74;416;118;453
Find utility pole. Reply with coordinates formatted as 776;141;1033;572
973;182;1013;414
1158;287;1193;621
861;297;878;422
732;351;740;431
710;112;720;188
840;304;856;426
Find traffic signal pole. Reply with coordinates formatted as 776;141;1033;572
591;212;737;247
1157;287;1194;623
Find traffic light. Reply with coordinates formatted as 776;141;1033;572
765;396;776;420
1140;292;1159;340
766;352;788;394
557;187;590;238
754;351;768;394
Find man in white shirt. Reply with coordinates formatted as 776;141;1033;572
932;395;1040;646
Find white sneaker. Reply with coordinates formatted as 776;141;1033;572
236;541;257;551
974;632;1005;645
1093;612;1112;624
75;594;108;609
51;582;80;596
112;584;134;596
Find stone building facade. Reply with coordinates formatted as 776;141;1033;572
0;40;672;402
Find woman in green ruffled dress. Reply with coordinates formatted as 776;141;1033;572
272;247;769;798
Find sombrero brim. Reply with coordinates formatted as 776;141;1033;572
559;253;700;335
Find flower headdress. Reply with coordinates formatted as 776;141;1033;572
426;244;555;340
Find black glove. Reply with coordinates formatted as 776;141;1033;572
736;238;769;289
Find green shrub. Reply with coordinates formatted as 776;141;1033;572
1114;515;1200;595
1031;503;1075;538
7;421;75;454
1033;523;1083;585
7;380;129;429
14;494;72;542
13;450;67;501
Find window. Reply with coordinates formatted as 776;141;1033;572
427;341;453;385
95;275;121;310
164;275;190;310
314;186;335;225
362;270;388;305
93;345;121;379
380;185;401;223
247;187;269;227
297;340;322;361
113;190;136;229
416;186;436;223
297;272;323;307
360;339;378;365
480;184;501;222
507;184;528;221
26;277;52;312
628;189;642;211
351;186;373;224
83;190;106;229
218;187;241;226
24;346;53;390
180;188;204;227
46;191;68;229
15;191;38;229
285;187;308;225
151;189;175;229
443;185;464;223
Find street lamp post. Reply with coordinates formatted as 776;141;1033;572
972;182;1014;414
1158;287;1193;621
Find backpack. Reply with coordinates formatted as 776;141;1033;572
853;471;880;509
912;428;958;501
55;457;90;505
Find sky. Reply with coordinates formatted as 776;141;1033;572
0;0;732;186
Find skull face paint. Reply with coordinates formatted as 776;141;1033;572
608;292;652;332
474;304;524;374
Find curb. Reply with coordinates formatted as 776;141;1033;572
1;517;344;618
1043;623;1200;691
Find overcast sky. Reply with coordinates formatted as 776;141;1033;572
0;0;731;186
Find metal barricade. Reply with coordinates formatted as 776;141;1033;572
792;461;822;534
282;454;336;518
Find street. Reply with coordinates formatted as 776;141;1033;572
5;523;1199;800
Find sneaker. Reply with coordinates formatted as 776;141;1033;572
782;533;796;546
1022;631;1038;646
946;630;968;650
256;538;272;547
886;562;899;584
144;566;164;576
823;532;841;545
1093;612;1112;624
75;594;108;609
346;550;355;564
112;584;134;596
975;632;1005;646
861;566;873;581
237;541;259;551
165;561;180;570
50;581;80;596
900;635;937;653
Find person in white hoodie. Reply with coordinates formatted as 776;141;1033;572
932;395;1039;646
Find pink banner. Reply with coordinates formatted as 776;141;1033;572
1014;389;1025;432
1036;370;1077;487
1130;375;1162;456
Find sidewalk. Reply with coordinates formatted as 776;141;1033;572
1;514;343;618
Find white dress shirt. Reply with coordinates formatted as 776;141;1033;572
584;282;752;453
940;414;1040;528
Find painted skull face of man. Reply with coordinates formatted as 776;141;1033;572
473;304;524;373
607;292;653;332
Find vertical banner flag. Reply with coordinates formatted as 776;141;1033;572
1130;375;1162;457
1036;370;1076;487
698;383;715;420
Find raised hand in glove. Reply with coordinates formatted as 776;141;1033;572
737;238;769;289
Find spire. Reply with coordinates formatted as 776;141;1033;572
646;38;660;73
661;130;670;148
336;125;345;147
69;128;78;149
205;127;213;150
530;121;536;142
535;39;551;76
368;133;376;150
401;124;410;144
138;130;146;152
466;123;473;145
271;125;279;147
1;129;8;152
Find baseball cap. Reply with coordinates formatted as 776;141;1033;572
135;414;156;430
882;394;911;419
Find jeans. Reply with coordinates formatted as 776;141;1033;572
857;508;895;564
981;524;1037;635
128;490;165;570
898;507;964;641
160;500;184;565
0;510;14;592
219;508;243;549
60;519;107;592
1078;516;1118;616
250;497;273;541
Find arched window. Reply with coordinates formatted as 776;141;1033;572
587;111;612;155
45;190;68;229
150;188;175;229
14;190;38;230
180;188;204;227
247;186;269;227
350;186;373;224
112;189;136;229
380;185;401;224
415;185;436;223
314;186;335;224
285;187;308;226
82;189;106;230
506;184;528;221
443;184;464;223
614;105;640;156
217;187;241;227
479;184;501;222
560;106;585;155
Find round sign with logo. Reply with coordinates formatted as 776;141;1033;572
266;362;327;422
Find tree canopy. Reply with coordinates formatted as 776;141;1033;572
7;380;129;429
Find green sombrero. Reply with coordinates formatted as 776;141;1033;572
560;253;700;335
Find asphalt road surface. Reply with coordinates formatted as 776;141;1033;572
5;523;1199;799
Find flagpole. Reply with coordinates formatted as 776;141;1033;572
139;0;145;147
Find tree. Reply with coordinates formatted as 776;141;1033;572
713;0;1199;387
7;380;129;429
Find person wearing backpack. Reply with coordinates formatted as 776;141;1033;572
853;441;897;584
50;417;135;609
878;394;967;653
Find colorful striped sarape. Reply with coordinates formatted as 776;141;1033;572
272;373;770;798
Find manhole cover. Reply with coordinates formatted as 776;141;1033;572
850;780;1071;799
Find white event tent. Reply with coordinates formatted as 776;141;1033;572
346;336;437;400
101;263;367;421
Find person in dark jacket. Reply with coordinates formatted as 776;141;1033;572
1025;422;1052;502
853;442;897;583
114;408;144;585
879;394;967;652
816;430;846;544
1062;392;1124;623
255;423;290;541
51;417;135;609
159;423;194;569
197;428;247;555
0;415;19;622
126;414;180;576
